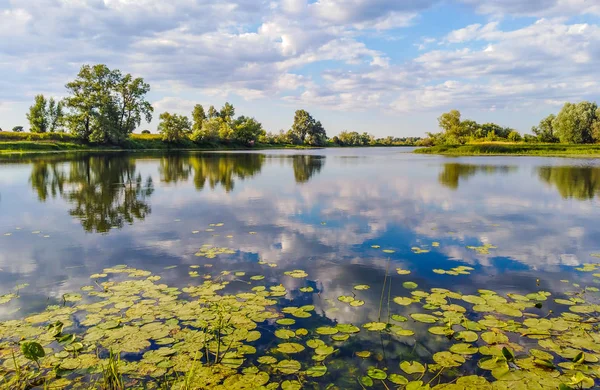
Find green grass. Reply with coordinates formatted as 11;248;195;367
0;132;319;154
414;143;600;157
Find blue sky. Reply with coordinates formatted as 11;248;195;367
0;0;599;137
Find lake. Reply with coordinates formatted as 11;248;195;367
1;148;599;389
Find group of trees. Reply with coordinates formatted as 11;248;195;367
20;64;331;147
26;64;153;144
158;102;267;145
423;110;522;146
425;102;600;146
532;101;600;144
258;110;328;146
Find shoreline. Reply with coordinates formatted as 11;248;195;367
413;143;600;157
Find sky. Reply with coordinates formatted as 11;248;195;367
1;0;599;137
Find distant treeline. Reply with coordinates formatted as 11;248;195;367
2;64;420;148
422;102;600;146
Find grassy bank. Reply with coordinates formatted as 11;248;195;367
0;132;316;154
0;131;415;154
414;143;600;157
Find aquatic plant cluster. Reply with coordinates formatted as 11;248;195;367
1;252;600;390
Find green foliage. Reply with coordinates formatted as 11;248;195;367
291;110;327;146
27;95;48;133
553;101;599;144
64;64;153;144
27;95;65;134
158;112;191;143
20;341;45;364
141;130;151;134
192;104;206;134
416;143;600;156
337;131;373;146
532;114;558;143
233;116;265;144
427;110;516;145
12;126;24;132
507;130;522;142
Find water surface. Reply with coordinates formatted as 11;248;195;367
1;148;600;387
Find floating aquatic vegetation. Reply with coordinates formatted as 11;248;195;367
432;242;440;247
283;270;308;279
396;268;411;275
411;247;430;254
354;285;370;290
432;265;474;276
382;249;395;254
467;243;497;254
2;261;600;390
371;245;381;249
194;246;236;258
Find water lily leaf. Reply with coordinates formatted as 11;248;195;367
336;324;360;334
305;365;327;377
383;249;395;254
354;285;370;290
338;295;355;303
276;360;301;374
299;287;314;293
450;343;478;355
400;361;425;375
258;356;277;365
21;341;45;361
284;270;308;279
391;314;408;322
428;326;454;336
332;334;349;341
402;281;418;290
315;345;334;356
275;329;296;340
356;351;371;358
396;268;411;275
393;297;413;306
361;376;374;387
316;327;338;335
277;343;305;354
281;380;302;390
363;322;388;331
410;313;437;324
367;368;387;380
456;331;479;343
433;351;466;368
389;373;409;385
276;318;296;326
307;339;325;349
481;331;509;345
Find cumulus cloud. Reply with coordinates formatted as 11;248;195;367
0;0;599;129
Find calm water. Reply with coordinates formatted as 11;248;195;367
1;148;600;386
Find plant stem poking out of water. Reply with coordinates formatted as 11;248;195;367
102;350;124;390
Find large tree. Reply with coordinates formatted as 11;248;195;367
219;102;235;123
64;64;152;144
27;95;64;133
27;95;48;133
438;110;463;137
192;104;206;133
158;112;191;143
532;114;558;143
553;101;598;144
233;116;265;143
291;110;327;145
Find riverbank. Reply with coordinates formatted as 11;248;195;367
414;143;600;157
0;132;415;154
0;133;315;154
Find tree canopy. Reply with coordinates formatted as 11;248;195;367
64;64;153;144
291;110;327;146
158;112;191;143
